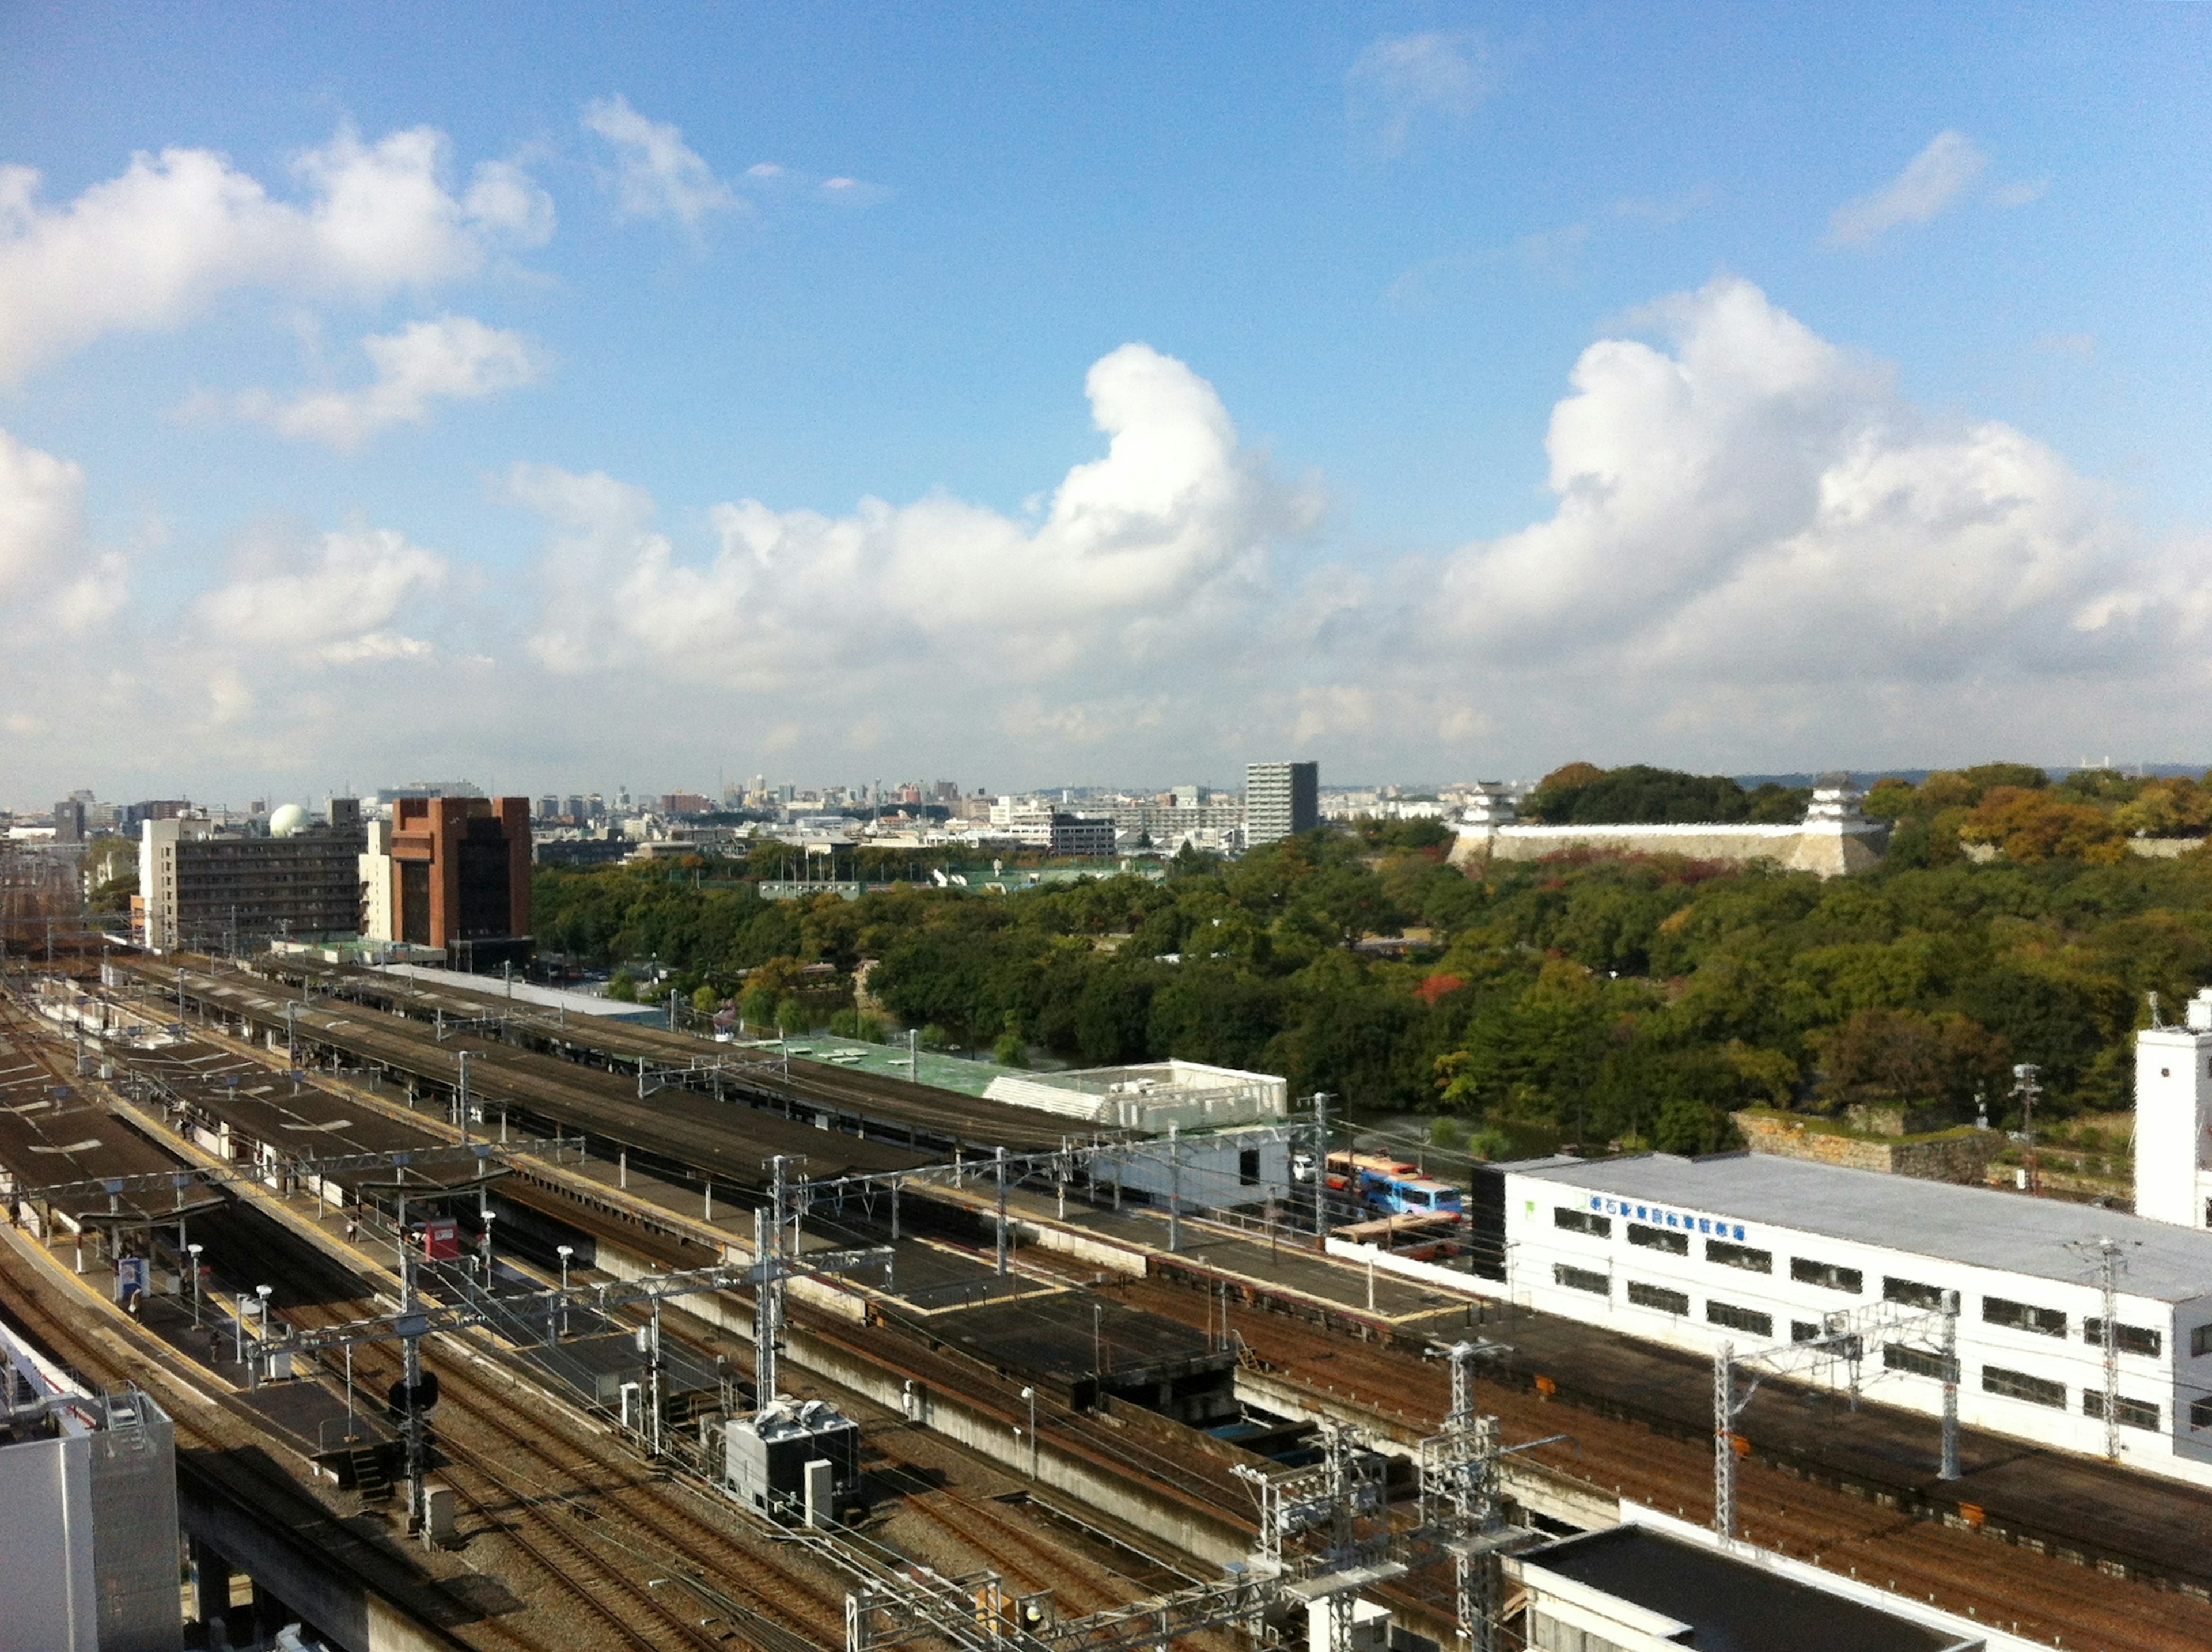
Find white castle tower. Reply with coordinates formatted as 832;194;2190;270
2135;990;2212;1228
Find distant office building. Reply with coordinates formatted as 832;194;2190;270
50;798;85;843
1048;813;1115;858
1102;787;1244;847
1245;761;1319;846
537;795;560;821
373;779;484;805
369;796;533;971
120;800;190;829
661;792;713;816
138;801;367;952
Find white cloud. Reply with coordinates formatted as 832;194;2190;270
236;315;547;451
0;426;128;638
816;176;891;207
8;286;2207;795
1347;31;1492;154
1825;130;1988;247
581;95;738;226
0;426;85;598
1433;276;2146;693
513;343;1316;688
0;127;552;382
189;526;446;662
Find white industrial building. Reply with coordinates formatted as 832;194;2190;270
1500;1151;2212;1484
1452;988;2212;1490
984;1060;1293;1208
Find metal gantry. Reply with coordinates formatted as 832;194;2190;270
850;1342;1523;1652
1711;1294;1962;1543
1417;1342;1507;1652
2065;1234;2140;1462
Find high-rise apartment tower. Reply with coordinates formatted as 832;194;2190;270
1245;761;1319;847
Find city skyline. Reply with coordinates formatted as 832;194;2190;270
6;7;2211;796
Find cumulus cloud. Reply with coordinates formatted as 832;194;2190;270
513;343;1317;688
1433;276;2149;693
8;287;2202;792
0;426;84;598
0;127;552;382
581;95;738;226
475;304;2199;778
1347;32;1493;154
236;315;547;451
189;526;446;663
0;426;128;636
1825;130;1987;247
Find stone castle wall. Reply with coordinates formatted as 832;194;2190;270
1449;823;1884;878
1734;1110;2003;1185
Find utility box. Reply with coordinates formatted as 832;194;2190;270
421;1480;457;1547
803;1457;835;1529
725;1399;861;1524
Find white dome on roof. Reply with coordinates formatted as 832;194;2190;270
268;803;309;838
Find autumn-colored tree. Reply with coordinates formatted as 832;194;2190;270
1537;761;1607;792
1811;1008;2010;1113
1414;972;1466;1005
1917;763;2048;812
1959;786;2126;864
2115;777;2212;838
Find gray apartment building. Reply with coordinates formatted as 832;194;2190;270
1244;761;1319;847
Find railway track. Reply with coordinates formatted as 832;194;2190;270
123;957;927;1193
0;1227;552;1652
0;1002;848;1651
259;957;1070;1154
1109;1268;2212;1652
285;1291;842;1652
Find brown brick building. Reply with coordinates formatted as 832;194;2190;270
387;797;533;970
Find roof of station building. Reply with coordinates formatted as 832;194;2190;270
1510;1151;2212;1304
1521;1524;1961;1652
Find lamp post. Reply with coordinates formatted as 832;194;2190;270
556;1245;573;1339
186;1243;203;1328
1021;1385;1037;1478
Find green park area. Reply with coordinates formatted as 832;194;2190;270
532;763;2212;1163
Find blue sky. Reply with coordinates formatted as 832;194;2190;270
2;3;2209;802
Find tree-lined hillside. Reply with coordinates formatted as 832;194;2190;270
532;764;2212;1156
